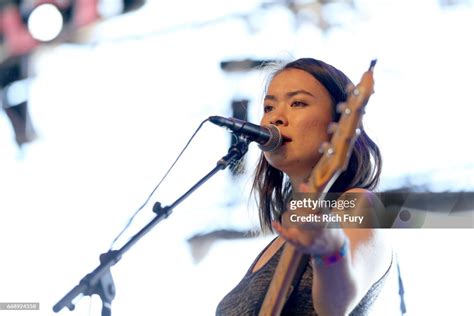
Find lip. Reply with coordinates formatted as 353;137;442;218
281;135;292;144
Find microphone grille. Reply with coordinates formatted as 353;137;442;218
258;125;282;152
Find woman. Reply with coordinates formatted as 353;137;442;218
216;58;397;315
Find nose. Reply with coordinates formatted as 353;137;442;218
268;109;288;127
271;118;285;126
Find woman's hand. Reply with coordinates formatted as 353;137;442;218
271;182;347;257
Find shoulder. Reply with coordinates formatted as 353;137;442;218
339;188;389;252
337;188;385;227
342;187;382;206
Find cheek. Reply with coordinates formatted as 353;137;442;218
299;117;331;144
296;122;331;162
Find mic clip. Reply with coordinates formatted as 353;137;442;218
217;134;249;168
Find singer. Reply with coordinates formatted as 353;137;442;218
216;58;401;315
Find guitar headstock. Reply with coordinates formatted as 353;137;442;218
309;60;377;193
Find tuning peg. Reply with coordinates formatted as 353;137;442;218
336;102;347;113
345;83;355;94
319;142;334;156
327;122;338;134
337;102;352;115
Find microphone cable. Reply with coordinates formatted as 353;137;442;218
108;117;210;250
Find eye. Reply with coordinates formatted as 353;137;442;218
263;105;274;113
291;101;307;107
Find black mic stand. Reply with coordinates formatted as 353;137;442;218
53;136;250;315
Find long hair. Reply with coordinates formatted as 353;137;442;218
251;58;382;233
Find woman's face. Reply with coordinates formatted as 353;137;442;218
260;68;334;180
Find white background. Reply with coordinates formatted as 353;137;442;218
0;1;473;315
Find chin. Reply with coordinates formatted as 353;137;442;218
265;153;321;178
265;152;289;170
266;159;307;178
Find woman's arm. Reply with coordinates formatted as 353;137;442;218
273;189;392;315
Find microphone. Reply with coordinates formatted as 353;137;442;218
209;116;282;152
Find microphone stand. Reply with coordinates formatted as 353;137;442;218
53;136;250;315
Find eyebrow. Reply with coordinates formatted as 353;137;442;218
264;89;316;100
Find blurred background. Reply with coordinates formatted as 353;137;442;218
0;0;473;315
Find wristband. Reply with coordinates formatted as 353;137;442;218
312;238;349;267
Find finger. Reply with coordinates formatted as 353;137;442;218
272;220;282;232
299;182;311;192
272;221;297;237
278;232;308;252
272;221;304;246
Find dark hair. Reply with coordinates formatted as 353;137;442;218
251;58;382;233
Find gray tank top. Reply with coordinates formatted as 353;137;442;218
216;240;391;316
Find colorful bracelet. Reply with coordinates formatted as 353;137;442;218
312;238;349;268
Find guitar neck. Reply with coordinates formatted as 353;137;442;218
258;244;302;316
